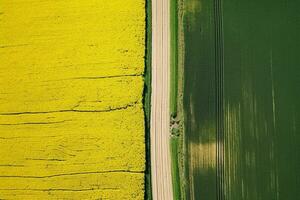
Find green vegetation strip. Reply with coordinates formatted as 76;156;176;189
171;136;182;200
170;0;179;117
144;0;152;199
170;0;182;199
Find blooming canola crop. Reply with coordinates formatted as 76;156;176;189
0;0;145;199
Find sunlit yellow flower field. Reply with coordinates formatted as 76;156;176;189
0;0;145;199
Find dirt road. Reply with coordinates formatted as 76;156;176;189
150;0;174;199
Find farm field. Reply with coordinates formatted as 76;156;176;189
182;0;299;199
0;0;145;199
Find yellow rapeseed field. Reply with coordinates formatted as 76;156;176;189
0;0;145;199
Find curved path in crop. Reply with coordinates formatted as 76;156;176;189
150;0;174;199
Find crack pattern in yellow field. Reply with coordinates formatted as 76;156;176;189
0;0;145;199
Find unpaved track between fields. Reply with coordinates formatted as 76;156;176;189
150;0;173;199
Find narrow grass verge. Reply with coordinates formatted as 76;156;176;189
144;0;152;199
170;0;179;118
170;136;182;200
170;0;183;199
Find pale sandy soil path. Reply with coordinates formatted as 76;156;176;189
150;0;174;199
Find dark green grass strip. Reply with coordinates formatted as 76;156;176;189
170;0;182;199
170;0;179;118
170;136;182;200
144;0;152;199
